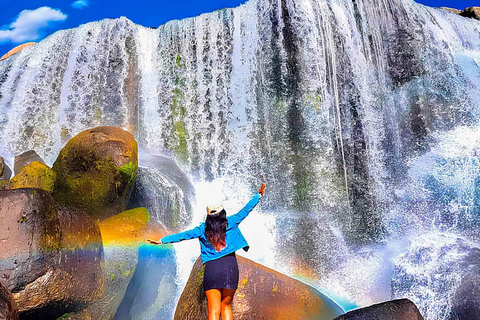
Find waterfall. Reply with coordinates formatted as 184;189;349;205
1;0;480;318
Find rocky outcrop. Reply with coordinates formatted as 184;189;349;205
13;150;44;175
128;155;195;231
0;189;103;320
452;273;480;320
0;42;35;61
0;157;12;180
52;126;138;220
86;207;154;319
460;7;480;20
441;6;480;20
0;283;18;320
9;161;56;193
332;299;423;320
450;247;480;320
174;255;344;320
440;7;461;14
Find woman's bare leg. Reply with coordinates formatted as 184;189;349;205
206;289;222;320
220;288;236;320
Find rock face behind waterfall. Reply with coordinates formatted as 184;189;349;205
52;126;138;219
0;0;480;318
174;255;344;320
128;154;195;231
333;299;424;320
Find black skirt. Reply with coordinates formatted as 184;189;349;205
203;252;239;291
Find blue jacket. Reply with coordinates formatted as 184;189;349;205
161;193;261;263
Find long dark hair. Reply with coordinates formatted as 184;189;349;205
205;209;228;251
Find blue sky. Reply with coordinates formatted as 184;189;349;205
0;0;478;57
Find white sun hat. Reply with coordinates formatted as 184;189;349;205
206;201;224;215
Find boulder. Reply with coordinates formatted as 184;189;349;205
0;189;103;320
0;42;35;61
0;189;61;293
128;155;195;231
9;161;56;193
87;207;153;319
174;255;344;320
0;157;12;180
461;7;480;20
13;150;44;175
332;299;423;320
0;283;18;320
52;126;138;220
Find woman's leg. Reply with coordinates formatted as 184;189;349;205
206;288;222;320
220;288;236;320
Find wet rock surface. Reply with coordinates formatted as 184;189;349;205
52;126;138;220
0;189;61;293
451;273;480;320
0;282;18;320
333;299;423;320
13;151;44;176
0;189;103;319
86;207;153;319
128;155;194;231
0;157;12;180
174;255;344;320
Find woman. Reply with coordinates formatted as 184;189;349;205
148;183;266;320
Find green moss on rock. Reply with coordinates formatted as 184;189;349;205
10;161;56;193
52;126;138;219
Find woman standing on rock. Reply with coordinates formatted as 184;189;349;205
148;183;266;320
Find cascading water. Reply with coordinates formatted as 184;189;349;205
1;0;480;318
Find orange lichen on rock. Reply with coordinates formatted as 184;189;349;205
98;207;151;246
0;42;35;61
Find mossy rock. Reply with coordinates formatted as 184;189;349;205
52;126;138;220
174;256;344;320
10;161;56;193
13;150;44;175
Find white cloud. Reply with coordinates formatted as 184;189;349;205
0;7;67;44
71;0;89;9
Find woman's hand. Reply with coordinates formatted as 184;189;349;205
259;183;266;196
147;239;162;245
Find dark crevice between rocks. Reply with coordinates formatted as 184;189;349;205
19;301;86;320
